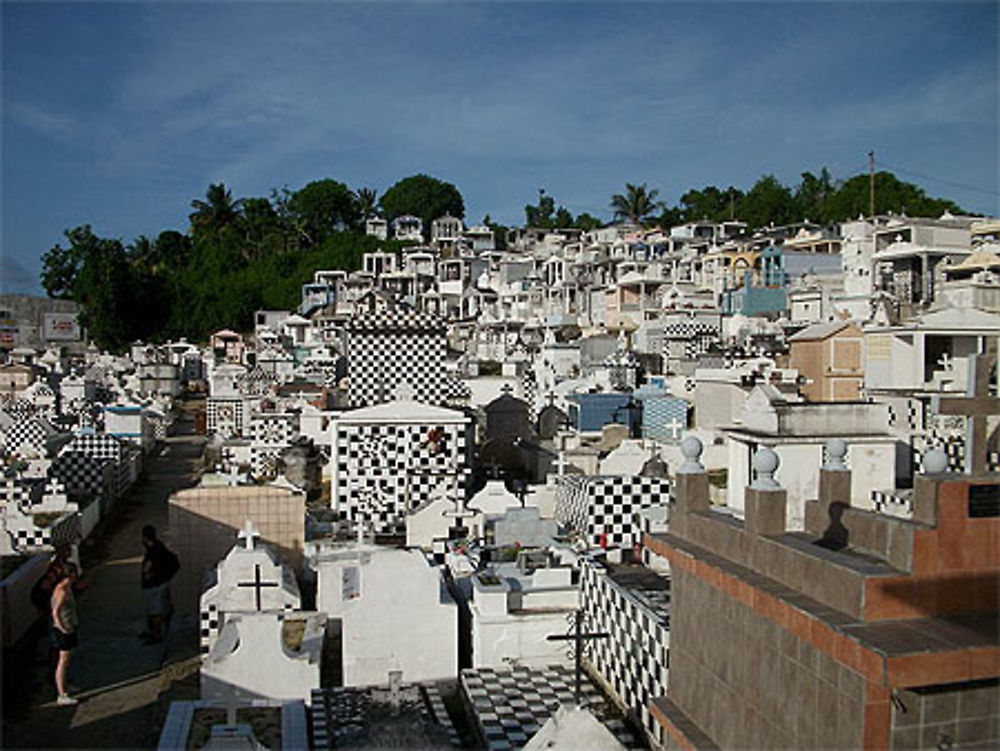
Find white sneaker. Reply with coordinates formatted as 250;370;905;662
57;694;78;706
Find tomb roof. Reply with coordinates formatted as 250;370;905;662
337;399;466;423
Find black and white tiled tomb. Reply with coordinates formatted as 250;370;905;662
460;664;643;750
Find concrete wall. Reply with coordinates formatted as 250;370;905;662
668;566;865;750
168;485;305;613
0;552;49;648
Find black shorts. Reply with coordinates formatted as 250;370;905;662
51;628;78;651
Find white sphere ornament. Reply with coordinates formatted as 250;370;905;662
824;438;848;471
677;435;705;474
922;447;949;475
751;447;781;490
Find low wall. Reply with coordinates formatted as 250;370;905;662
1;552;49;649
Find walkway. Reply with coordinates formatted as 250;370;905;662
3;399;207;750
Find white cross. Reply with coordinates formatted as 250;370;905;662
237;518;260;551
393;381;416;401
665;417;685;440
554;450;570;477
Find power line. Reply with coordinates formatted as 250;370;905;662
876;160;999;197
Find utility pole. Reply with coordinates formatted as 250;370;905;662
868;150;875;219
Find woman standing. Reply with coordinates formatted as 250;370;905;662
50;563;80;706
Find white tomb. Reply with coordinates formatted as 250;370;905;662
469;552;579;669
723;386;896;528
200;611;324;706
314;544;457;687
199;520;301;654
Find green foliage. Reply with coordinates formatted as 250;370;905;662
354;187;378;221
610;182;662;224
287;179;360;244
573;212;603;232
40;226;91;299
824;171;963;222
189;183;243;238
664;170;965;229
524;193;603;231
379;174;464;230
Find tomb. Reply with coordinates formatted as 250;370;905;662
556;474;671;550
332;399;471;536
199;520;301;654
344;306;447;408
644;437;1000;751
200;612;324;705
313;543;457;687
460;665;639;750
469;552;578;669
723;384;896;529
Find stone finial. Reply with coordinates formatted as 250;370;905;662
677;435;705;474
824;438;848;471
922;447;949;475
751;447;781;490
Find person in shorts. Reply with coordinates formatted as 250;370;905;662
140;525;176;645
50;563;80;706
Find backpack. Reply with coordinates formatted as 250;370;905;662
162;547;180;581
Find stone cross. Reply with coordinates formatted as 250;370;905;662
237;519;260;551
547;610;609;705
393;381;416;401
237;563;279;611
933;354;999;475
554;450;570;478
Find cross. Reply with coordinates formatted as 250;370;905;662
932;354;999;475
665;417;685;441
237;519;260;551
237;563;279;611
546;609;609;705
554;450;569;478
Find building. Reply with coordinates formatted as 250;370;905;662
788;320;865;402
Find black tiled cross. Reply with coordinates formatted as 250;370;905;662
237;563;279;611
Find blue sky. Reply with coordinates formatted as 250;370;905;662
3;1;998;294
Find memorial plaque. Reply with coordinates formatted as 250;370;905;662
968;484;1000;518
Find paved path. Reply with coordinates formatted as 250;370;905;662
3;400;206;750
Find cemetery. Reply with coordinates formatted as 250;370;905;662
2;210;998;750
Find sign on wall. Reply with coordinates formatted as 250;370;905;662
43;312;81;341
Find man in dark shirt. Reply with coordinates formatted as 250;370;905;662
140;525;176;645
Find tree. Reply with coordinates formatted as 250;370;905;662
189;183;244;237
287;179;359;246
795;168;834;223
379;174;465;231
354;187;378;222
740;175;796;228
678;185;730;222
41;225;95;299
825;172;963;221
573;213;603;232
154;230;192;271
525;195;556;228
610;183;662;224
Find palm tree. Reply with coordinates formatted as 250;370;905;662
189;183;244;237
127;235;158;274
610;183;662;225
354;187;378;222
